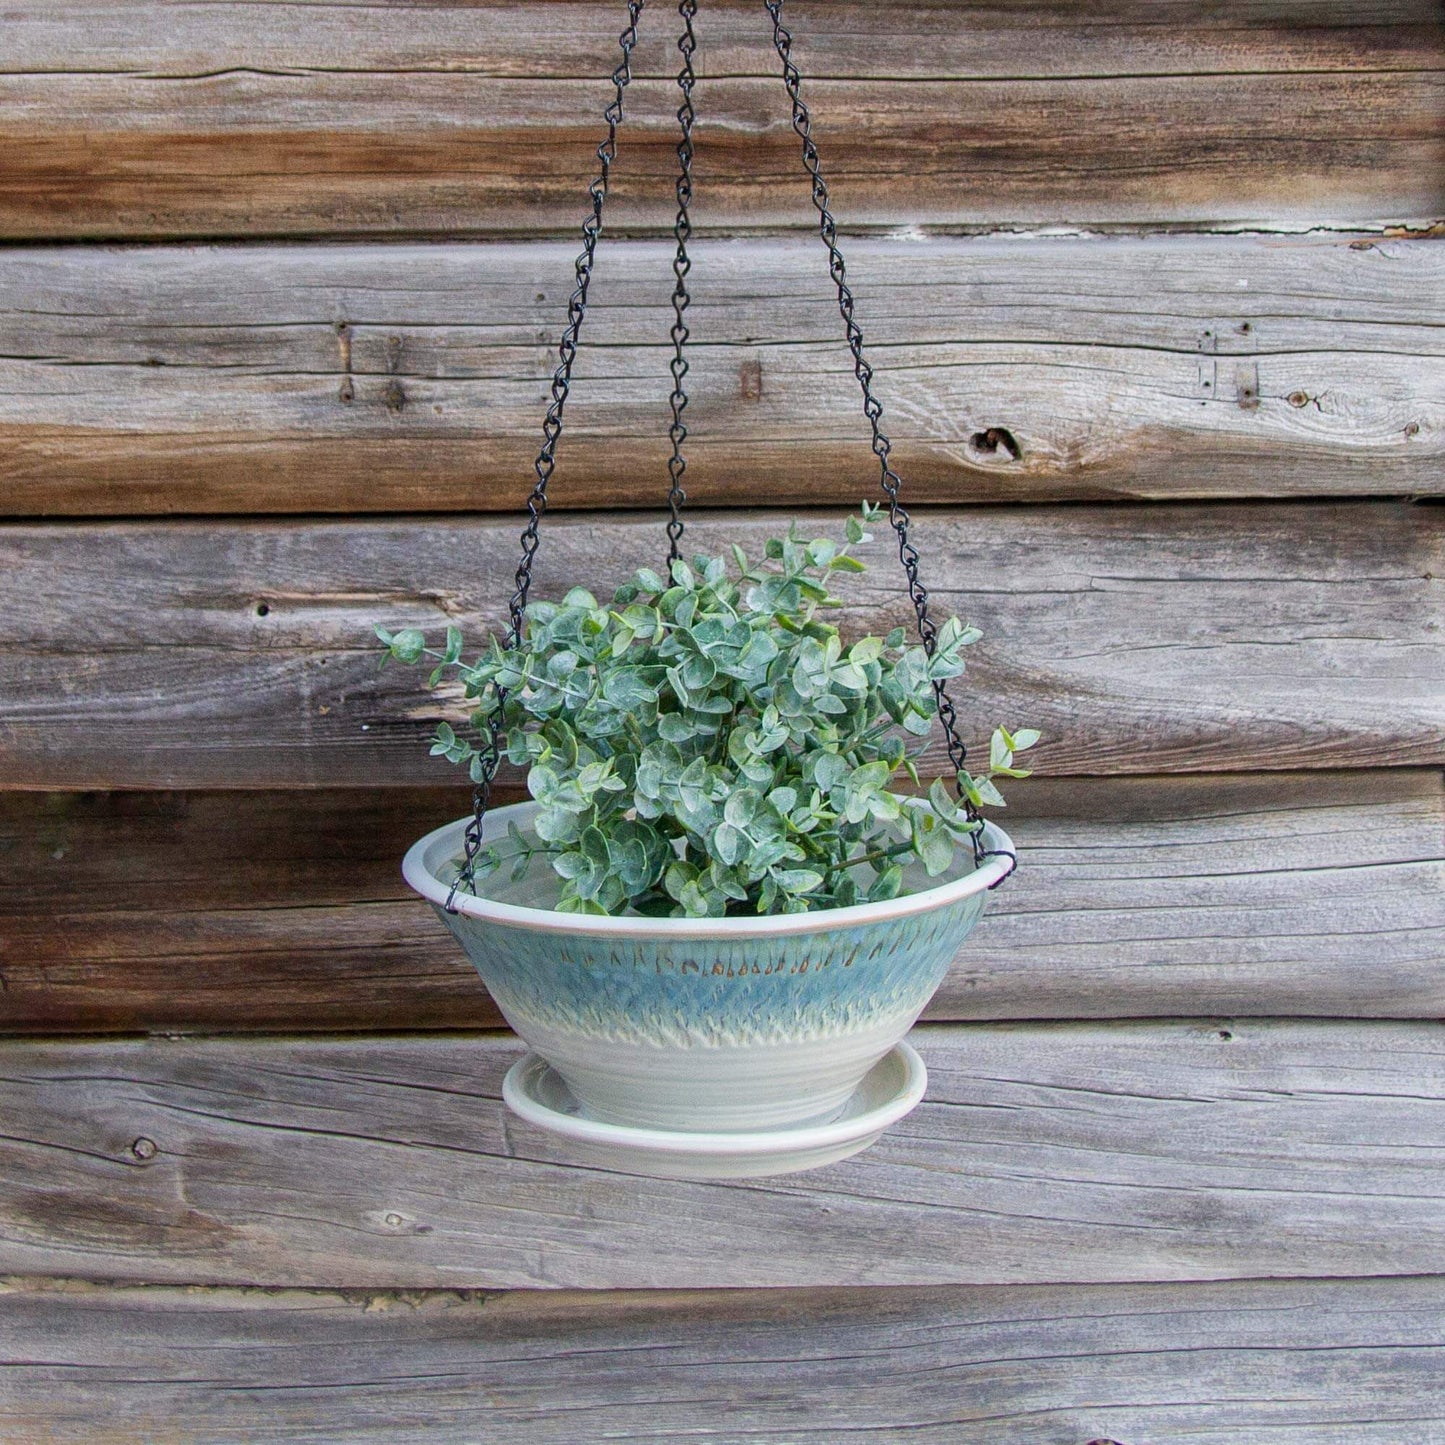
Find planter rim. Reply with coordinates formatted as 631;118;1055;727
403;800;1015;939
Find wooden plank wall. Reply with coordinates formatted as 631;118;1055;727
0;2;1442;1438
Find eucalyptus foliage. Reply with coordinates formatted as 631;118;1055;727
378;506;1035;917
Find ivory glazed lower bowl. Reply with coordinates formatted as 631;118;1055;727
404;801;1013;1133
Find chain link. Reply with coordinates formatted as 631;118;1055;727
763;0;1014;881
664;0;698;565
447;0;645;910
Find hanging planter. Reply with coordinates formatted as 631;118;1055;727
404;799;1014;1176
385;0;1034;1177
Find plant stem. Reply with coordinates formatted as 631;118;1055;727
836;839;915;873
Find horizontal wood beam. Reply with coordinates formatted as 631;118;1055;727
0;3;1440;240
0;503;1439;786
12;2;1443;81
3;235;1441;515
4;1020;1444;1287
2;772;1440;1033
4;1274;1444;1442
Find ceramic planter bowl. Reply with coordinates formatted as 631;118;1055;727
404;800;1013;1133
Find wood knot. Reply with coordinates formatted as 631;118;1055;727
970;426;1022;460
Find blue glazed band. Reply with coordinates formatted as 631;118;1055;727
437;877;987;1047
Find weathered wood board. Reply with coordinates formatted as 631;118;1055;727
12;1;1443;81
3;1020;1444;1288
3;234;1440;514
2;773;1440;1033
1;1;1441;239
1;503;1438;786
4;1274;1444;1444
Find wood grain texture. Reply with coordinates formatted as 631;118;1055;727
2;773;1440;1033
3;1020;1444;1287
12;1;1443;80
0;0;1440;238
3;234;1441;515
0;503;1439;787
4;1274;1445;1444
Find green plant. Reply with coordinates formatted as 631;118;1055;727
378;506;1036;917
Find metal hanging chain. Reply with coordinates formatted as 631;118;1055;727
664;0;698;565
447;0;645;910
763;0;1015;882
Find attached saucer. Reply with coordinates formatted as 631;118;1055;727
502;1041;927;1179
